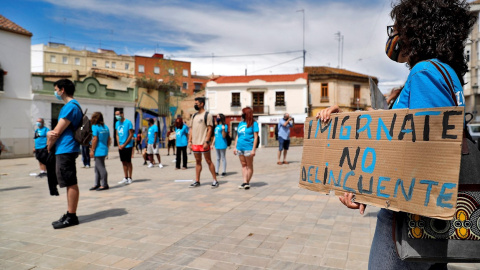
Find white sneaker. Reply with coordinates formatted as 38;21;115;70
118;178;128;184
126;178;132;184
148;163;153;168
85;165;90;168
159;164;164;168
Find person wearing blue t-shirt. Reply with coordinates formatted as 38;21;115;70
174;117;189;169
115;110;134;184
47;79;82;229
34;118;50;178
316;1;474;268
212;113;228;176
233;107;259;190
277;113;294;165
146;118;163;168
89;112;111;191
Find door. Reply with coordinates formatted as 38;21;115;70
252;92;264;114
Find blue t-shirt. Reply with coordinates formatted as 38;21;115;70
92;124;110;157
394;59;463;110
56;100;82;155
115;119;134;148
148;125;159;144
175;125;189;147
34;126;49;149
214;124;228;149
236;121;259;151
278;118;293;140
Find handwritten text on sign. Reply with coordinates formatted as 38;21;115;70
299;107;464;220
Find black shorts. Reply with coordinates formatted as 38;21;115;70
56;153;78;188
168;140;175;147
35;147;49;164
119;147;133;162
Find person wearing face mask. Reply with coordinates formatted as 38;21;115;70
115;110;135;184
146;118;163;168
47;79;83;229
212;113;228;176
316;1;475;269
174;117;189;170
277;113;294;165
33;118;49;177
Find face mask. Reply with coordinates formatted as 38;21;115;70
115;115;122;121
36;122;42;127
216;118;221;123
54;91;63;101
385;34;402;62
194;105;200;111
241;113;246;119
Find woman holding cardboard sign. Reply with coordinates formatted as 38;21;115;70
317;0;475;269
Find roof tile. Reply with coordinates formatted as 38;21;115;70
0;14;32;37
304;66;376;80
211;73;307;84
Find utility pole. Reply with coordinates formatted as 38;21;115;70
335;31;344;68
297;9;306;69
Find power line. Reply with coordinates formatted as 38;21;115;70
174;50;304;59
250;56;303;74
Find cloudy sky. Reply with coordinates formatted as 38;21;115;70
5;0;414;92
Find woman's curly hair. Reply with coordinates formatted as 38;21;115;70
391;0;476;85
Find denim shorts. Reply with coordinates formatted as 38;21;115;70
237;150;252;156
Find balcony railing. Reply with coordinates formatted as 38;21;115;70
275;101;286;107
350;98;367;109
252;105;269;115
231;102;241;108
320;96;329;103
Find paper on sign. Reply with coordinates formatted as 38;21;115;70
299;107;464;220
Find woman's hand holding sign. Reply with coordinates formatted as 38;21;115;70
316;105;367;215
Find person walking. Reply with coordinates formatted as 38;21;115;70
317;1;475;268
33;118;49;177
212;113;228;176
174;117;188;170
167;126;176;156
277;113;293;165
89;112;111;191
135;131;142;154
47;79;82;229
146;118;163;168
188;97;218;188
115;110;134;184
233;107;259;190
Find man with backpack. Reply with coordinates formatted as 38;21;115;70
188;97;218;188
47;79;82;229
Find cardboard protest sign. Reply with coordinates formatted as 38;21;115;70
299;107;464;220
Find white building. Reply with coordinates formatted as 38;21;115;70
465;1;480;122
0;15;34;158
205;73;308;147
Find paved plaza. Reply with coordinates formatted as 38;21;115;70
0;146;478;270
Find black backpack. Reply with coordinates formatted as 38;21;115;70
71;103;92;146
192;111;215;140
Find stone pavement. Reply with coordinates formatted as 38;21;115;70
0;146;478;270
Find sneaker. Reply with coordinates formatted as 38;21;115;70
221;172;227;177
211;181;219;188
52;213;67;225
126;178;132;184
143;161;147;165
85;165;90;168
148;163;154;168
190;181;200;188
52;214;79;229
118;178;128;184
238;183;250;189
37;172;47;178
216;172;219;176
159;164;164;168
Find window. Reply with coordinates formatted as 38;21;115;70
50;55;56;63
183;69;188;77
62;56;68;64
275;91;285;106
168;68;174;75
182;82;188;90
138;65;145;73
231;92;241;107
111;62;116;69
75;58;80;65
92;60;97;67
194;82;202;93
354;84;361;100
467;50;471;62
105;61;110;68
321;83;329;102
49;69;56;72
125;63;129;70
154;66;160;74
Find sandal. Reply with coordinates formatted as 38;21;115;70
277;162;283;165
283;161;289;164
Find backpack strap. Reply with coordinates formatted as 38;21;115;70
69;101;86;130
204;111;209;127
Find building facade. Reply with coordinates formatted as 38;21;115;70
205;73;308;147
304;66;377;117
464;1;480;122
0;15;33;158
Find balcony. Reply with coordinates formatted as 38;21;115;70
231;102;241;108
350;98;368;110
275;101;286;107
252;105;269;115
320;96;329;103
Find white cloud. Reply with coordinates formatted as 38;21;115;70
42;0;409;91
